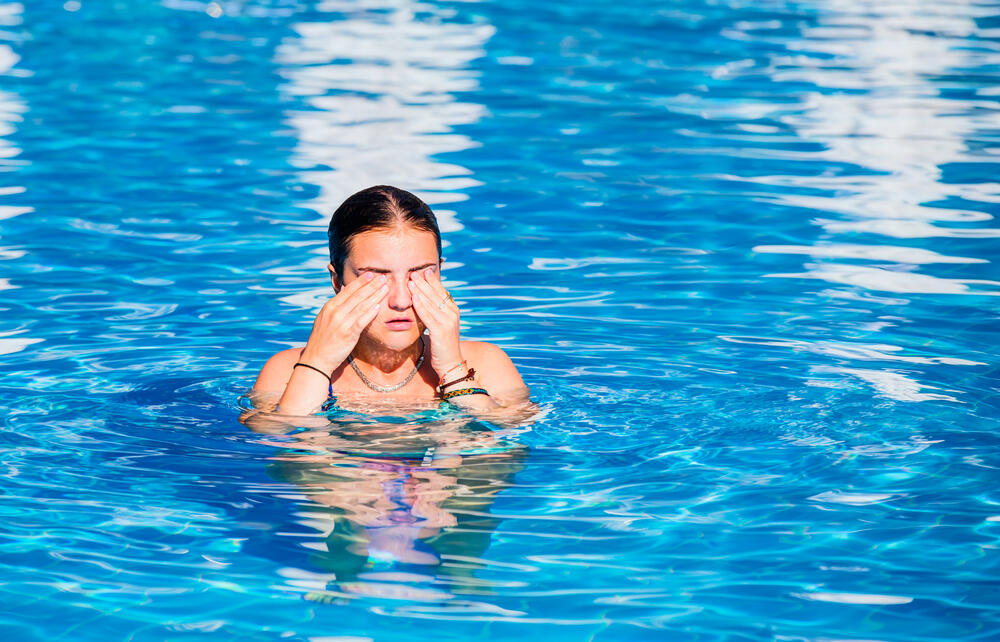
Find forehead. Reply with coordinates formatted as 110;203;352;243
344;227;439;270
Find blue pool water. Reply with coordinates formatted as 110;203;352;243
2;0;999;639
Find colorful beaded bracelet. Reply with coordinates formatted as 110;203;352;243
441;387;489;401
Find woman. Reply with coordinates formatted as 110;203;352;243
251;185;530;417
245;187;531;597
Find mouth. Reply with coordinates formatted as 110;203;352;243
385;317;414;331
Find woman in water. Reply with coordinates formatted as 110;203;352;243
249;185;530;417
243;186;531;597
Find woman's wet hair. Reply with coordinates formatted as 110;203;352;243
327;185;442;277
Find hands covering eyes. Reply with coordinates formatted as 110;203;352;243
299;271;389;374
408;267;464;379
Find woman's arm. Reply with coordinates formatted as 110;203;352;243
244;272;389;422
277;272;389;414
240;348;335;432
440;340;538;427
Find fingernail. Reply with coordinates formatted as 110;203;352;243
363;272;374;280
378;274;387;282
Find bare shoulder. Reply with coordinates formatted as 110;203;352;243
461;340;528;400
252;346;305;395
460;340;515;367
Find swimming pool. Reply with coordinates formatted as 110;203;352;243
1;0;998;639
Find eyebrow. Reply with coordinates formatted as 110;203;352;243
353;263;437;274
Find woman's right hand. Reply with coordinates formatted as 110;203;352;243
299;272;389;374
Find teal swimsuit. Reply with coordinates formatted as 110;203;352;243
321;382;336;412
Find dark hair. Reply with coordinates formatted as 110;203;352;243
327;185;442;277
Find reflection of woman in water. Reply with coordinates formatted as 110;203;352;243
256;416;527;601
248;184;531;417
241;185;535;601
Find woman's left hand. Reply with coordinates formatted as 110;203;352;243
408;267;465;378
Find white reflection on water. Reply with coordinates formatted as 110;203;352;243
0;3;30;221
741;1;999;403
720;334;984;366
808;490;897;505
0;0;39;355
792;591;913;605
764;263;1000;296
0;334;43;355
753;1;998;291
813;366;960;403
815;218;1000;240
275;0;493;229
753;244;986;265
766;263;1000;296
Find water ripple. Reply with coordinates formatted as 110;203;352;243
0;0;998;639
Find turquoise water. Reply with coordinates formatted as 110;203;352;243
2;0;1000;639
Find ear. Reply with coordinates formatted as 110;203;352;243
328;263;342;293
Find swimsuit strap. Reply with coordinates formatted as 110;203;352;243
320;382;336;412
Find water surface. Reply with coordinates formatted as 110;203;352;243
1;0;999;639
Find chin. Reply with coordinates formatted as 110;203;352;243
367;327;423;352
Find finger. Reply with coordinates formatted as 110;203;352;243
342;290;384;335
425;270;457;310
410;270;452;310
409;282;449;327
356;294;382;327
338;270;377;297
336;272;386;309
409;283;428;328
408;275;441;315
408;281;439;325
345;277;389;317
420;267;450;298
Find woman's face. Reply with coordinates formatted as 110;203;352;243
333;225;441;352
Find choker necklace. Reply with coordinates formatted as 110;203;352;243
347;337;425;393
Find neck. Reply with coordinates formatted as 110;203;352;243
351;335;423;376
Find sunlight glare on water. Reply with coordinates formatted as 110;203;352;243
0;0;998;640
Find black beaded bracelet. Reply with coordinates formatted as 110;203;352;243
293;362;332;383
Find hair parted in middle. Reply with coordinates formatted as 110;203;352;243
327;185;442;278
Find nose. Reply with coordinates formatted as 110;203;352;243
386;274;412;311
